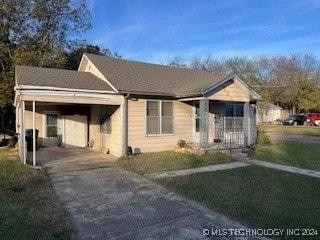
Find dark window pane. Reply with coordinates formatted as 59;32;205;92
147;101;159;116
47;114;57;125
162;102;173;116
162;116;173;134
196;118;200;132
100;115;112;134
147;117;160;134
225;105;234;116
47;126;57;137
235;105;244;117
46;114;58;137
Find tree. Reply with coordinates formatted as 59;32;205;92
65;44;102;70
257;54;320;113
166;55;187;68
65;44;122;70
190;55;228;76
225;56;260;89
0;0;91;109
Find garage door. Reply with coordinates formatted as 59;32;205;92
62;115;87;148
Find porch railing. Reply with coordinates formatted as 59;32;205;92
217;128;247;154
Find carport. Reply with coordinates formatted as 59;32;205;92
15;85;125;166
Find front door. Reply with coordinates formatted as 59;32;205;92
43;112;60;147
193;101;200;143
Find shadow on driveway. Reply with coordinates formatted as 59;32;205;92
38;147;261;240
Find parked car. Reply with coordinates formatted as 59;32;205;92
306;113;320;126
282;115;306;126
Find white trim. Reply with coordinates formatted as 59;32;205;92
202;74;262;100
77;54;87;72
81;54;119;93
15;85;116;94
202;74;235;96
42;111;61;147
22;101;26;164
145;100;175;136
32;101;36;166
178;97;204;102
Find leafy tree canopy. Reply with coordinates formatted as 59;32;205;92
0;0;91;108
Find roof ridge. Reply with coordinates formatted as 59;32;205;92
83;53;211;73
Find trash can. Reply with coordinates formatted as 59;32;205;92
25;129;39;151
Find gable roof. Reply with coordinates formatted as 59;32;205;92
15;54;261;100
83;53;226;96
15;65;114;92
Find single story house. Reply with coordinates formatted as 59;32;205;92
256;101;288;124
15;53;261;165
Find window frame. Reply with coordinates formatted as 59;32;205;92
43;111;60;139
224;104;244;132
100;105;112;134
145;100;174;136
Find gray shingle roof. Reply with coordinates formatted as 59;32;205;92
15;65;114;92
84;53;226;96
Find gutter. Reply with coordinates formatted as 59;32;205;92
14;85;116;94
117;90;176;97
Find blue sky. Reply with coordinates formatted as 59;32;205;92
86;0;320;64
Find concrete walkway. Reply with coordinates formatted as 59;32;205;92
146;162;249;179
247;159;320;178
146;155;320;179
41;148;264;240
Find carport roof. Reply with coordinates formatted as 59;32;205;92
15;65;115;92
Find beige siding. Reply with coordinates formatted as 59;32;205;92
207;81;250;102
89;105;122;156
128;99;193;153
79;57;106;80
24;103;123;156
24;105;60;146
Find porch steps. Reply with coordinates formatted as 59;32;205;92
230;149;252;162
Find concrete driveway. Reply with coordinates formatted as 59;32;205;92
39;147;262;240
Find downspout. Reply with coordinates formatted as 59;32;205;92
122;94;130;156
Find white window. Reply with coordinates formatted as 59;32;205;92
46;113;58;137
146;101;173;135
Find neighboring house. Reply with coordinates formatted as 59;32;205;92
14;53;261;164
256;101;288;124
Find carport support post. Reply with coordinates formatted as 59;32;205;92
122;95;129;156
22;100;26;165
32;101;36;166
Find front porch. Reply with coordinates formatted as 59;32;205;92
181;98;257;151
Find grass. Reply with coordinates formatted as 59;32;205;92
156;166;320;239
0;147;72;240
249;141;320;171
259;124;320;137
117;151;235;175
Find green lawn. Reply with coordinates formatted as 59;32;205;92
0;147;72;240
156;166;320;239
249;141;320;171
259;124;320;137
117;151;235;175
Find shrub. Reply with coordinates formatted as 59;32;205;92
177;139;187;148
256;129;271;145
